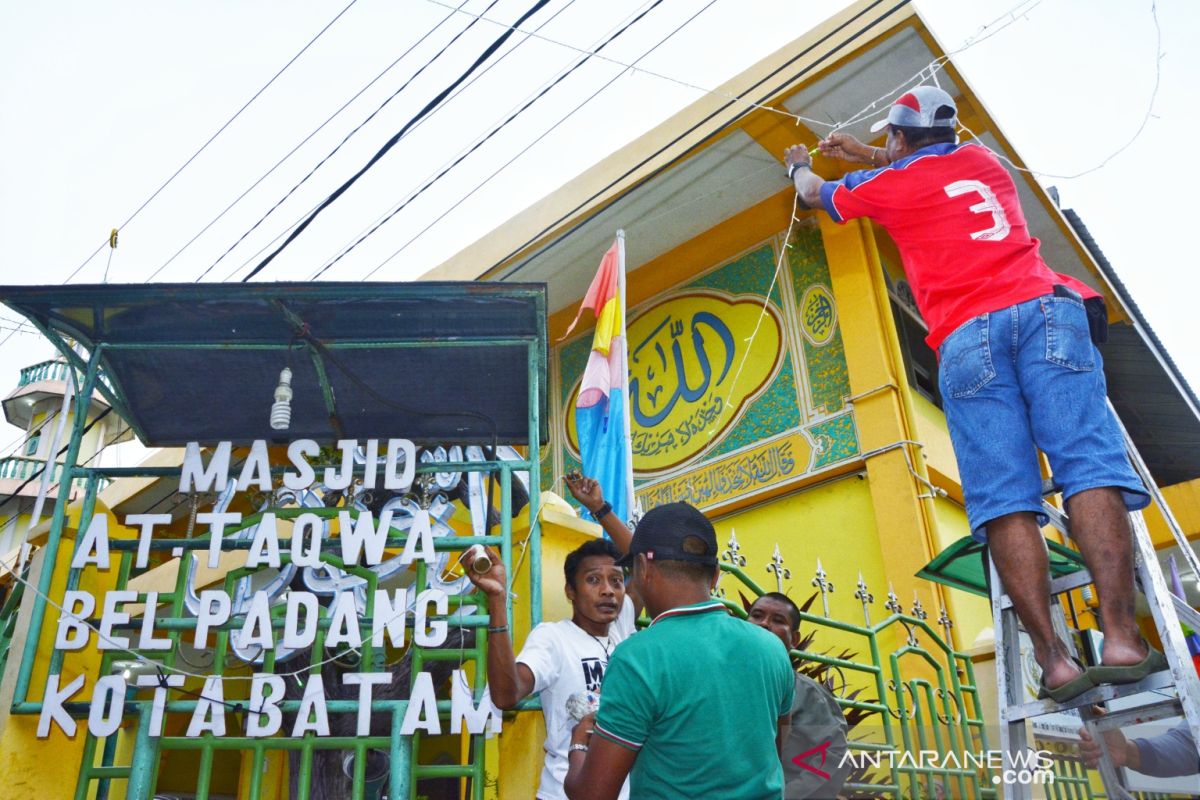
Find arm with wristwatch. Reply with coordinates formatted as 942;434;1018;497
785;131;889;209
564;472;633;554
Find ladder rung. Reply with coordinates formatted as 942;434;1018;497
85;766;131;779
999;568;1094;610
1087;698;1183;733
1004;669;1176;722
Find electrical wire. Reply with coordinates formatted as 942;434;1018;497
151;1;474;284
359;0;723;278
0;408;114;514
421;0;811;127
224;0;589;284
59;0;361;286
190;0;481;284
312;0;676;280
240;0;555;283
0;407;66;459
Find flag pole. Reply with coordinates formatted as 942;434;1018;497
616;229;635;522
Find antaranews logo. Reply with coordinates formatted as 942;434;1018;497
836;748;1056;787
790;740;835;781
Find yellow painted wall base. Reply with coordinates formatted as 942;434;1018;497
0;507;122;800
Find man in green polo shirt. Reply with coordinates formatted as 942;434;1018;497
563;502;794;800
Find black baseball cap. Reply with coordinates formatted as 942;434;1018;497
616;502;718;568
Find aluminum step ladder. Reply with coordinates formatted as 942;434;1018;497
989;408;1200;799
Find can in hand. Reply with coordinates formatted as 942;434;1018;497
445;544;492;580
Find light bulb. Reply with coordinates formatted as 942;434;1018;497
270;367;293;430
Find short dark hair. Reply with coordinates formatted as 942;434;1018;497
752;592;802;632
564;538;621;588
891;120;956;150
650;559;717;584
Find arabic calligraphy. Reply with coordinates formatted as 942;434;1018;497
630;395;724;458
636;438;802;511
629;310;733;428
566;291;784;473
800;285;837;346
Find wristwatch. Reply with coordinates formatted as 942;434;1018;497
787;161;809;180
591;501;612;520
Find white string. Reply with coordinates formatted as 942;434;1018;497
0;554;454;684
952;0;1162;181
716;193;801;425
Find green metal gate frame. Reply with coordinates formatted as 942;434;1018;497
5;296;546;800
714;559;997;799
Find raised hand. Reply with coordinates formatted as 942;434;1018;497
463;545;507;598
564;471;605;514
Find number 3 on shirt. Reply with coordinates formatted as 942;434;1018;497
944;180;1011;241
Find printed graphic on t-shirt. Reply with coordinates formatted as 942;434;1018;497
581;656;605;692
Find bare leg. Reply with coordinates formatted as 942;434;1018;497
988;511;1083;689
1065;487;1148;666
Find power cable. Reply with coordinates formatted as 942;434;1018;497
488;0;916;280
0;407;66;459
312;0;676;279
219;0;586;284
359;0;721;279
186;0;477;284
154;1;471;283
421;0;810;127
60;0;360;286
0;1;359;349
239;0;555;283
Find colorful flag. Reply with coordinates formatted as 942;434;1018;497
562;233;634;527
1168;555;1200;657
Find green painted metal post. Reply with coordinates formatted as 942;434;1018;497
527;340;542;627
500;464;513;626
127;701;160;800
390;705;411;800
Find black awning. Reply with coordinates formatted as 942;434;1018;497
1104;322;1200;487
0;282;548;447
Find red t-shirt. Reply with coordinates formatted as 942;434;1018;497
818;142;1096;350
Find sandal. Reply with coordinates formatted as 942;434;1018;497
1087;640;1169;686
1037;658;1094;703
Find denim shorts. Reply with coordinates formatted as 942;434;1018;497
937;294;1148;539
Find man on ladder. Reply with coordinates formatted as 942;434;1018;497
783;86;1160;700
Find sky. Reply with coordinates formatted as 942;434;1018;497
0;0;1196;464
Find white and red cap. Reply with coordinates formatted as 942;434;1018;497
870;85;957;133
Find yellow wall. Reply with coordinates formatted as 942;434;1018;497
0;503;122;799
711;474;909;674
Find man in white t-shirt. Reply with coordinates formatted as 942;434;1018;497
466;493;639;800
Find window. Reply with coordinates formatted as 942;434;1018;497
24;432;41;457
886;276;942;409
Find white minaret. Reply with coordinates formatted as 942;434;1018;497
0;355;130;563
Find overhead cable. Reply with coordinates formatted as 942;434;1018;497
313;0;677;280
61;0;360;285
239;0;555;283
151;2;472;283
358;0;722;280
218;0;585;283
192;0;484;283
